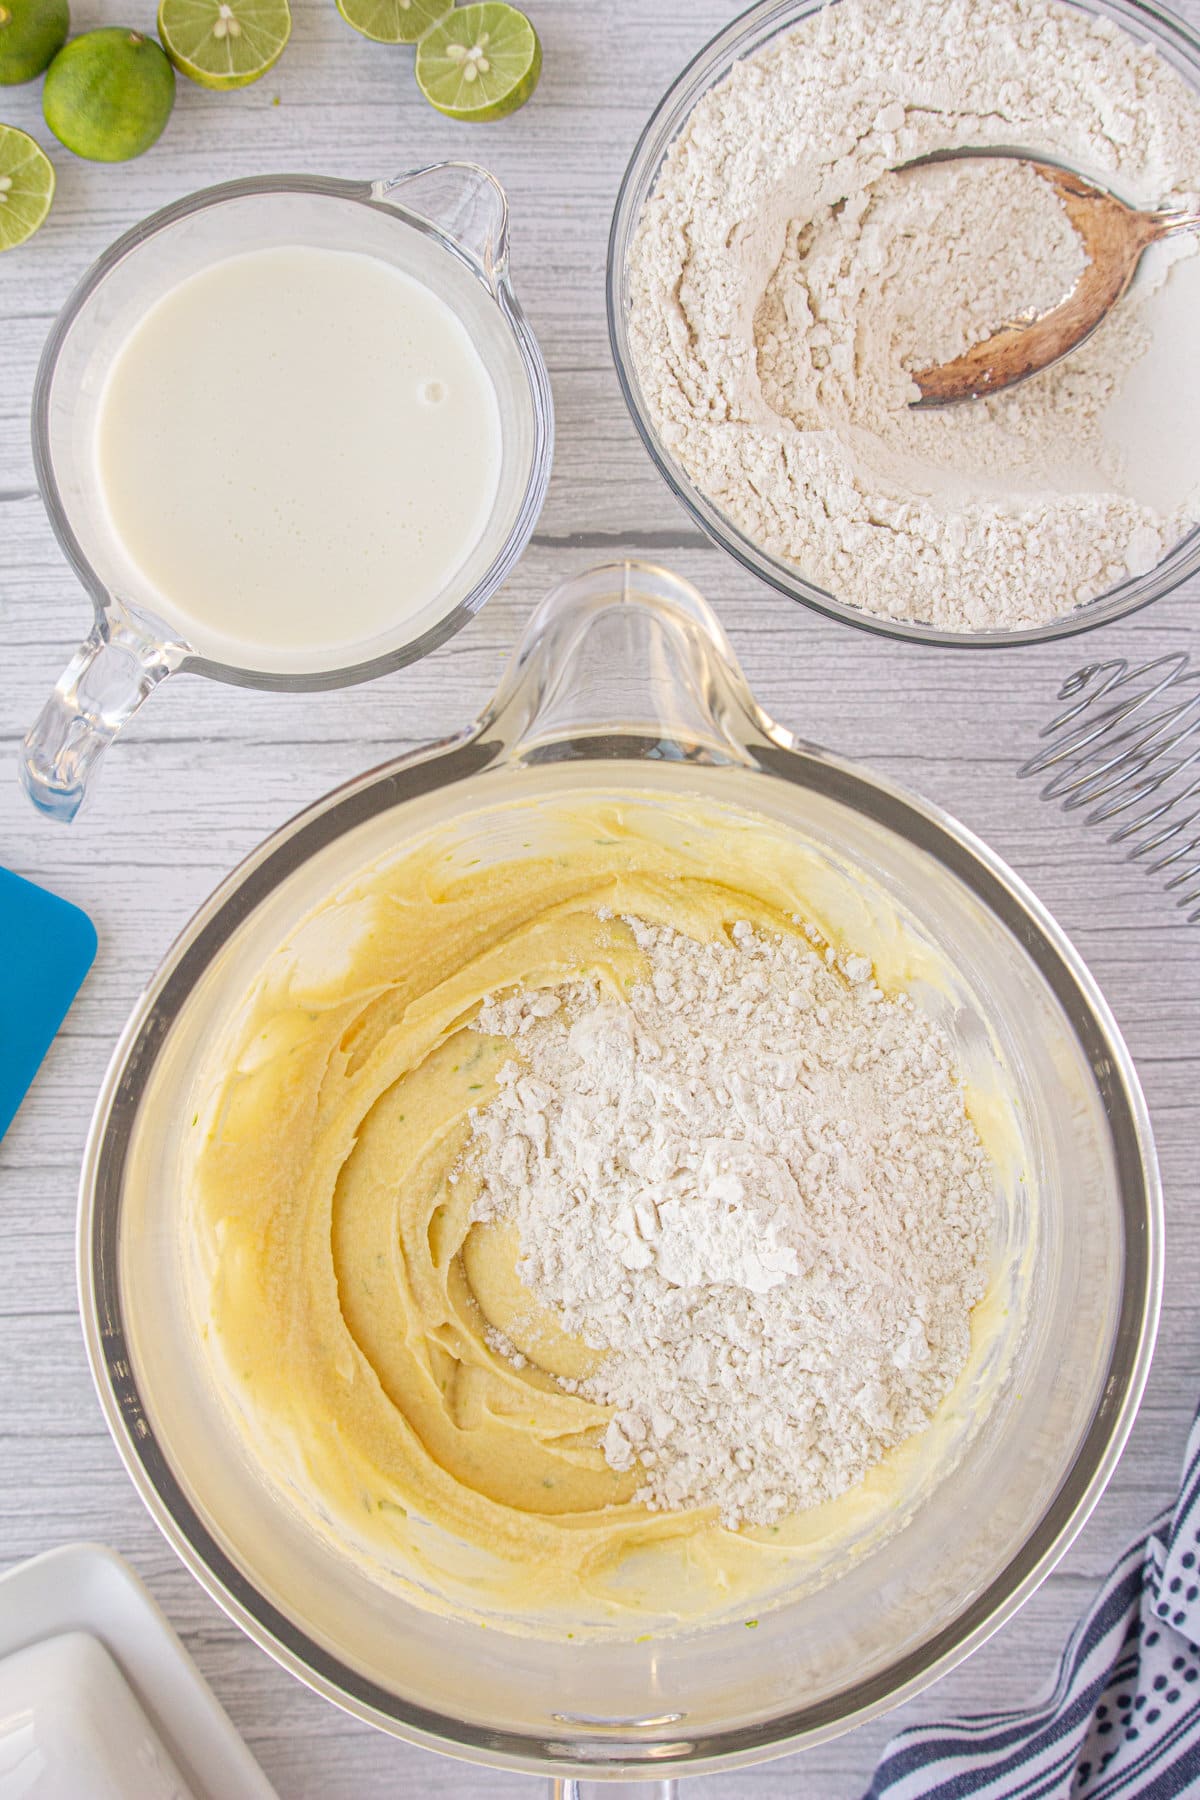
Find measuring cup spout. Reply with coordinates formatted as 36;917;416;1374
372;161;510;294
20;611;186;823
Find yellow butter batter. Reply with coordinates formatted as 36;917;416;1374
187;795;1019;1637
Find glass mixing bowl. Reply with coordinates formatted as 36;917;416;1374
79;562;1160;1784
606;0;1200;649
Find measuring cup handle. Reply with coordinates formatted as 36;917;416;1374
20;619;183;822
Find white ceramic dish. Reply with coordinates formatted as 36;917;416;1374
0;1543;275;1800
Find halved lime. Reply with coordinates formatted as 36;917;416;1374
0;0;70;85
43;29;175;161
0;123;54;249
157;0;290;90
336;0;447;46
415;2;540;122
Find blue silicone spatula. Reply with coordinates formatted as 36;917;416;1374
0;868;96;1141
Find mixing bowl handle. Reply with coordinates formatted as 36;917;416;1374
485;560;780;769
550;1784;677;1798
20;613;186;823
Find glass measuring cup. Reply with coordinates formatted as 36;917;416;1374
19;162;553;823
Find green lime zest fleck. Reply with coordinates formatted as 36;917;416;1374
745;1619;759;1629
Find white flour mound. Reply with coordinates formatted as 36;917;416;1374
469;918;993;1528
626;0;1200;632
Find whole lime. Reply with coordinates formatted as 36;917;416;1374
0;0;68;83
43;27;175;161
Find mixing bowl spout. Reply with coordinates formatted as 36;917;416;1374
485;559;782;768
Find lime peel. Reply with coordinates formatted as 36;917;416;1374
43;28;176;162
0;0;70;84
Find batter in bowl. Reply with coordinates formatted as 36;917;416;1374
187;797;1015;1636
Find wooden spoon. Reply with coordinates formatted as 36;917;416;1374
903;149;1200;409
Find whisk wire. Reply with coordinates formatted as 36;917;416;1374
1160;845;1200;883
1026;651;1200;923
1060;687;1200;772
1044;728;1186;813
1114;789;1200;851
1024;686;1200;793
1089;746;1200;826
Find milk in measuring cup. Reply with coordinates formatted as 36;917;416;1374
94;244;502;667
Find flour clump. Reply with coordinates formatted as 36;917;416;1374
468;916;993;1528
626;0;1200;632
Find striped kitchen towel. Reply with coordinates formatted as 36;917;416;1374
867;1404;1200;1799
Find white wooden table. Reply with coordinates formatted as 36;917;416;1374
2;2;1199;1793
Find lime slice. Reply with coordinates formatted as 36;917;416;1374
415;2;540;122
0;0;70;85
43;28;175;162
157;0;291;89
0;123;54;249
336;0;447;46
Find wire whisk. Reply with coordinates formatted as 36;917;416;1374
1019;651;1200;922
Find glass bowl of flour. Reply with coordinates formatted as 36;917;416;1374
609;0;1200;644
